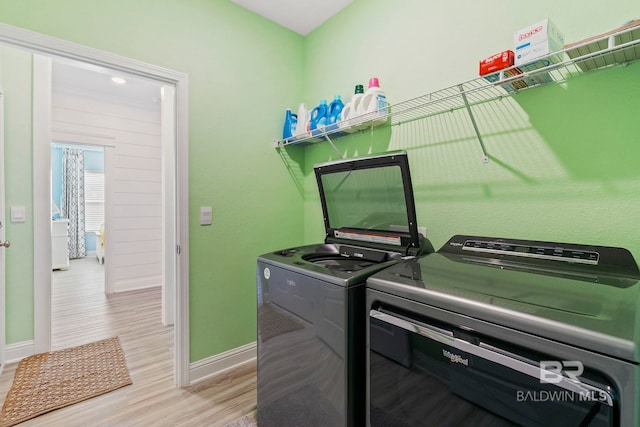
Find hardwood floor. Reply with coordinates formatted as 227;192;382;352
0;257;257;426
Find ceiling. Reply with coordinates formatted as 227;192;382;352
230;0;353;36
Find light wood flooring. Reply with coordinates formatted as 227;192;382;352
0;257;257;426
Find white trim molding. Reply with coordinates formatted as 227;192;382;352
0;24;184;83
0;23;190;387
189;342;257;386
174;68;190;389
33;54;53;354
0;89;6;371
161;85;176;327
5;340;35;364
113;277;163;294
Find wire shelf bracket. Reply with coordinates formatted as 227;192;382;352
458;84;490;163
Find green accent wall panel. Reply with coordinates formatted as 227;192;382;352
1;0;639;365
1;47;35;343
0;0;305;362
301;0;640;260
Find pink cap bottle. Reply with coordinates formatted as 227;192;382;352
361;77;388;126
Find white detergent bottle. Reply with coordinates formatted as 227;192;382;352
294;103;309;137
360;77;388;126
345;84;365;128
339;102;353;130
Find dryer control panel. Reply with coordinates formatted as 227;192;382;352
442;235;640;280
461;239;600;265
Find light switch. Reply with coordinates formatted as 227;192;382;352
10;206;26;222
200;206;212;225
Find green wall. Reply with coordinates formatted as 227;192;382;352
299;0;640;261
0;47;35;344
1;0;640;365
0;0;305;361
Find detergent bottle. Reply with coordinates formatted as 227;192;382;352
350;84;365;117
341;84;365;130
294;103;309;137
360;78;388;126
309;99;328;135
340;102;352;130
282;108;298;140
326;95;344;130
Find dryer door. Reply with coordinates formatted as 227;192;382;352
369;308;618;427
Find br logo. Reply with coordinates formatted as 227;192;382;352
539;361;584;384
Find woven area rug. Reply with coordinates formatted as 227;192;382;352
0;337;132;427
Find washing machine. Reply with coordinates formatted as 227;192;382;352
257;152;433;426
366;235;640;426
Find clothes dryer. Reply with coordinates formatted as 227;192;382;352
367;235;640;426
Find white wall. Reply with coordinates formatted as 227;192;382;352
52;90;163;293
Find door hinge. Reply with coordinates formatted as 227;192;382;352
176;244;181;255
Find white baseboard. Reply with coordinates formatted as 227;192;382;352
114;275;162;293
6;340;35;364
189;342;256;385
5;340;257;384
111;285;162;296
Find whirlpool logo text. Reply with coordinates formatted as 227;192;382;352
442;349;469;366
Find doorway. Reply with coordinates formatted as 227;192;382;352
51;142;105;271
50;141;107;346
48;57;171;350
43;56;176;358
0;24;189;386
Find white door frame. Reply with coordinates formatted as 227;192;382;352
0;23;190;387
0;87;6;375
161;86;176;326
32;53;52;354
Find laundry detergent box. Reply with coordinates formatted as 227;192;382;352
479;50;514;76
479;50;526;93
514;18;564;66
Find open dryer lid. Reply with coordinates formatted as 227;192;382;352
314;151;424;254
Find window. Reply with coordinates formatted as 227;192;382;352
84;170;104;233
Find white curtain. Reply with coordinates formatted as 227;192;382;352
61;148;86;259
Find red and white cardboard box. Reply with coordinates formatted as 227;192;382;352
479;50;514;76
514;18;564;65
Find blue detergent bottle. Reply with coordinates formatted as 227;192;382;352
282;109;298;140
327;95;344;130
309;99;328;135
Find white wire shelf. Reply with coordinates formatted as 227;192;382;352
274;23;640;152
